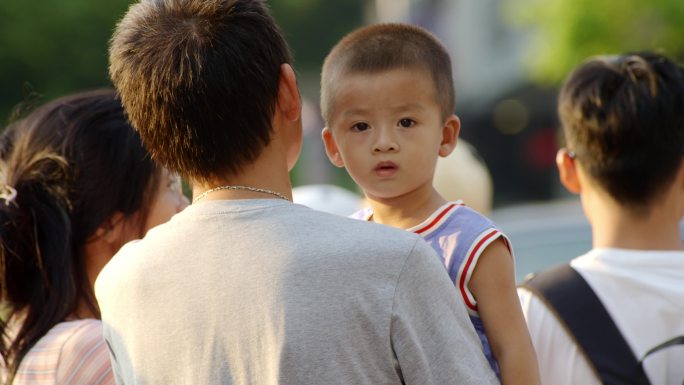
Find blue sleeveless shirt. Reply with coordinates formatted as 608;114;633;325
352;201;510;377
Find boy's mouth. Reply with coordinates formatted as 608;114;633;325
374;161;398;177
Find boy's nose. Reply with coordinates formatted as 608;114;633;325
373;129;399;153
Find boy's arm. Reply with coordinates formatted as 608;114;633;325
391;239;498;385
468;238;541;385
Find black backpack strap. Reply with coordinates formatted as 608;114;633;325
520;264;650;385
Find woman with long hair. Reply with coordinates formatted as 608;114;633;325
0;89;188;384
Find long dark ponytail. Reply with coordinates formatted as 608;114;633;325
0;89;159;383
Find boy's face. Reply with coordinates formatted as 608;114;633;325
322;68;459;201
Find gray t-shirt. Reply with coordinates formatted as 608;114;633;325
95;199;497;385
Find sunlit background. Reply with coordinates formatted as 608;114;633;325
5;0;684;279
3;0;684;275
4;0;683;206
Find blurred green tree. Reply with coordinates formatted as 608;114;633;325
0;0;131;122
271;0;365;74
0;0;367;188
503;0;684;84
0;0;366;122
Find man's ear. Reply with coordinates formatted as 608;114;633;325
321;127;345;168
557;148;581;194
438;114;460;157
277;63;301;122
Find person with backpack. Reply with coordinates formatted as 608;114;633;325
518;52;684;384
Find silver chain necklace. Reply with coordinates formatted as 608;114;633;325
193;185;290;203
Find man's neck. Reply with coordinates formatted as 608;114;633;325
585;190;684;251
191;145;293;203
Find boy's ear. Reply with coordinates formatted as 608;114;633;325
438;114;460;157
277;63;301;122
557;148;581;194
321;127;345;168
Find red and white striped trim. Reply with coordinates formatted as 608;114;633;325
409;201;464;236
457;228;502;314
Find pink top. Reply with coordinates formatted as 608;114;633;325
3;319;114;385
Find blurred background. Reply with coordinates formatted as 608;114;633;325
3;0;684;278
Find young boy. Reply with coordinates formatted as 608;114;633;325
95;1;498;384
519;52;684;384
320;23;539;384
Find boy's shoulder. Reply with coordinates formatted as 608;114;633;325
349;201;499;236
411;203;503;252
415;201;499;235
444;203;498;230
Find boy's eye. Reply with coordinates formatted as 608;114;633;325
352;122;370;132
398;119;415;128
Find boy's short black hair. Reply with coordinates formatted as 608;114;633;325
109;0;292;183
320;23;455;124
559;52;684;211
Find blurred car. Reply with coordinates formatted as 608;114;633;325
490;198;592;282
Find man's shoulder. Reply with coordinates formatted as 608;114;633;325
95;239;144;298
289;207;439;269
301;205;421;241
